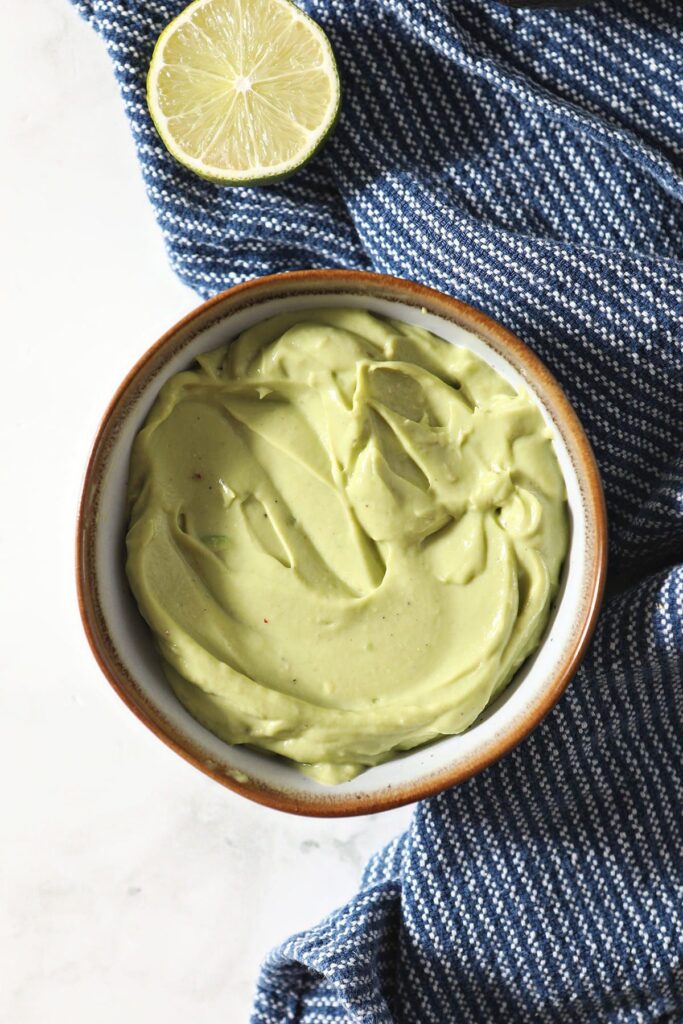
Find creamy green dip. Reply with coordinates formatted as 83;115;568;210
127;309;568;784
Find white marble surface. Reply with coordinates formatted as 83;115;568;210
1;3;413;1019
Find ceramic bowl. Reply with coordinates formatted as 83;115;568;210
77;270;607;816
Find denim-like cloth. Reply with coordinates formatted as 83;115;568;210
72;0;683;1019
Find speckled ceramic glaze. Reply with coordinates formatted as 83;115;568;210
77;271;607;816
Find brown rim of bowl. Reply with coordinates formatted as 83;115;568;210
76;269;607;817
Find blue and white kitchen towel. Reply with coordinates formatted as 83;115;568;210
72;0;683;1019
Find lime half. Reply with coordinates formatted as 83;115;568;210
146;0;340;185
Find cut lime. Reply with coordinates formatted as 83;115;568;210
146;0;341;185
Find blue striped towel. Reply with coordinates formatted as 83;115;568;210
72;0;683;1019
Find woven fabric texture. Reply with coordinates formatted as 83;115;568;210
72;0;683;1020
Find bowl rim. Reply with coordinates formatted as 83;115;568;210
76;269;607;817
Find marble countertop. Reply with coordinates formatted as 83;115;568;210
2;3;413;1019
